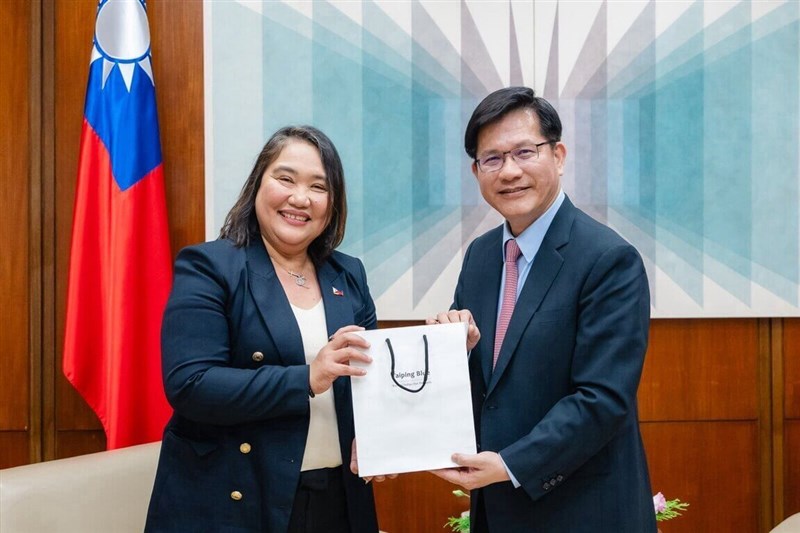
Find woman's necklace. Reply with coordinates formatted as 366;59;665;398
270;256;311;290
286;269;308;288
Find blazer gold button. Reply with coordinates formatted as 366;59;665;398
252;351;264;362
240;443;252;454
230;491;243;501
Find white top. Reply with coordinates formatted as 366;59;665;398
291;300;343;471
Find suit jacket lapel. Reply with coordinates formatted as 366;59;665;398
317;260;355;410
317;261;353;338
246;242;305;366
487;198;576;396
475;229;503;387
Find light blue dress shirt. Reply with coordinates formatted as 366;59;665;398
496;189;565;488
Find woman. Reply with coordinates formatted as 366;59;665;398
145;126;378;532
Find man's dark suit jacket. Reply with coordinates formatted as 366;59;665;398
454;196;657;532
145;239;378;532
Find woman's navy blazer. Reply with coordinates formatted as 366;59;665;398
145;238;378;532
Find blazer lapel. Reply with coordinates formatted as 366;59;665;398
487;198;576;396
317;261;354;338
246;242;305;366
317;260;356;426
475;229;503;387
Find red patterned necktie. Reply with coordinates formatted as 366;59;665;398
493;239;521;369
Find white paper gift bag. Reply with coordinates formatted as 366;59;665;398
350;322;477;477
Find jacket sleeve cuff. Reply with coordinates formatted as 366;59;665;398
498;452;521;488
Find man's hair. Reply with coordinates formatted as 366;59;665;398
219;125;347;266
464;86;562;159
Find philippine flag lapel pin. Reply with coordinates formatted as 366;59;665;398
332;287;344;296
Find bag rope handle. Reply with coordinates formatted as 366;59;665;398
386;334;429;393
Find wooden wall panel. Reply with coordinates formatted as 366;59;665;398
0;433;30;470
148;0;206;255
53;0;104;450
54;430;105;461
639;319;759;421
374;473;469;533
786;421;800;518
784;319;800;418
785;319;800;520
642;421;760;533
638;321;767;528
0;0;32;442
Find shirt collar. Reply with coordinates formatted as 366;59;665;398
502;189;565;262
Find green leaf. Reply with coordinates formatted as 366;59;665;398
444;516;470;532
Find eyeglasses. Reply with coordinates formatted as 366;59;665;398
475;141;554;173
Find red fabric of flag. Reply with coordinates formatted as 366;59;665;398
63;0;172;449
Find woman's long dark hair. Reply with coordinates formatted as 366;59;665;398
219;126;347;266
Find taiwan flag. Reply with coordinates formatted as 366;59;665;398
63;0;172;450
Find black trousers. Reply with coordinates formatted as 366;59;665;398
471;490;490;533
287;467;350;533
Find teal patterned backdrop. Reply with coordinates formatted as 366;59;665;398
205;1;800;318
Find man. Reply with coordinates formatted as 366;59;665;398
429;87;656;532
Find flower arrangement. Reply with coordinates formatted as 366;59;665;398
446;490;689;530
445;490;470;533
653;492;690;522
